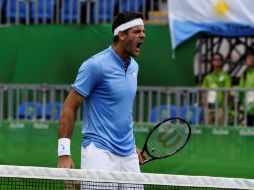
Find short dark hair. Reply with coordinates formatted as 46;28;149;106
112;12;144;42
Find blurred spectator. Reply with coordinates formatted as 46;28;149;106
239;49;254;127
202;53;232;125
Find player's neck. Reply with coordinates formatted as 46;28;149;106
112;43;130;63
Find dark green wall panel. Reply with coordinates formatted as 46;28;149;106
0;25;196;86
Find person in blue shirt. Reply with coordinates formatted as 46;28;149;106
57;12;146;173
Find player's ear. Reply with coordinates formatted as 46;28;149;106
118;31;126;41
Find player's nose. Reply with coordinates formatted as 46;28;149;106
140;31;145;39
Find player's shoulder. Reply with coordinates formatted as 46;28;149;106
79;48;111;69
79;56;102;72
92;47;112;62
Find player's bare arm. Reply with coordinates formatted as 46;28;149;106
57;89;84;169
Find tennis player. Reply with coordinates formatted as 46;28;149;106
57;12;146;173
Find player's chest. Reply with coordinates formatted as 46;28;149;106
99;70;138;98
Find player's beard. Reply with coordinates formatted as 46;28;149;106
124;40;140;57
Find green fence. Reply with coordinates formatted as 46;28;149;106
0;120;253;179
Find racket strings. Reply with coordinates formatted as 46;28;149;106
148;129;184;156
162;122;188;149
148;134;169;156
148;129;180;156
147;119;189;158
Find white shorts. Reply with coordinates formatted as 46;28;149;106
80;143;143;189
80;143;141;172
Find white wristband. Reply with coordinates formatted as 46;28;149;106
58;138;71;156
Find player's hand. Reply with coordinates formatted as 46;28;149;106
136;148;147;165
57;155;74;169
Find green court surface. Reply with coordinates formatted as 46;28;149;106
0;120;254;179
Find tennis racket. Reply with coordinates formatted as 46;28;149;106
141;117;191;164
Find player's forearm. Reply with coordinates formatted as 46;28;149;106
57;107;76;158
58;108;76;139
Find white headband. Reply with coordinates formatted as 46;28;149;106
113;18;144;36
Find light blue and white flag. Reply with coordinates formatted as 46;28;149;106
169;0;254;49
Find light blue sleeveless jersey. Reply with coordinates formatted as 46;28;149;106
71;46;139;156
